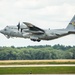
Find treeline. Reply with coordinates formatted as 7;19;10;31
0;44;75;60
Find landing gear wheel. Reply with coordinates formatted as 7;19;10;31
31;39;41;42
37;40;41;42
31;39;36;42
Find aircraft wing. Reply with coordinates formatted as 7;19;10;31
23;22;45;34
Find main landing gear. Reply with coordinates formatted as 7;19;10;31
31;39;41;42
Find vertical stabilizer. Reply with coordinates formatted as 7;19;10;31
66;15;75;30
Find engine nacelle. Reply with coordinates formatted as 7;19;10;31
23;29;29;32
22;33;30;38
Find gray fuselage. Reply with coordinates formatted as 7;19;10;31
0;26;70;40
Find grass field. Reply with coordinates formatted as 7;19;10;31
0;59;75;65
0;60;75;74
0;67;75;74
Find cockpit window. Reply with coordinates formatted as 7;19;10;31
4;29;7;31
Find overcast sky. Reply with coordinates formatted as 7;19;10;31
0;0;75;47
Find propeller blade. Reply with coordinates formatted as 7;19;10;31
21;28;23;32
17;22;20;31
17;22;23;32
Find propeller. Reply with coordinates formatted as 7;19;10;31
17;22;20;31
21;28;23;32
17;22;23;32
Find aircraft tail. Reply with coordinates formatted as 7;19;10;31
66;15;75;31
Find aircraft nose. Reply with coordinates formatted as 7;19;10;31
0;30;2;33
0;30;4;34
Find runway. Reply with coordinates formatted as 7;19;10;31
0;65;75;75
0;64;75;67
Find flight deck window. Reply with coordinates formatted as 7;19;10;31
4;29;7;31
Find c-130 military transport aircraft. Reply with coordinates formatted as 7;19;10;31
0;15;75;42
